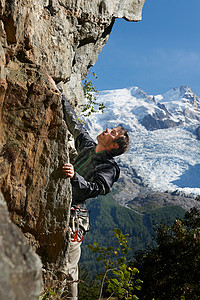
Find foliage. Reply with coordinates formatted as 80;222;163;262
133;207;200;300
39;278;73;300
39;270;99;300
40;287;62;300
80;194;185;277
82;72;106;117
88;228;143;300
78;267;100;300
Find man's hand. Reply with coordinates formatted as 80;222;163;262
62;163;75;179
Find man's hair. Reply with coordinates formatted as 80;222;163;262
109;126;130;157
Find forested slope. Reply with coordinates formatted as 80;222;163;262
80;194;185;275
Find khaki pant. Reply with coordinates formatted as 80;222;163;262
63;240;82;300
63;208;89;299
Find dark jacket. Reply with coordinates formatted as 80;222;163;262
62;95;120;205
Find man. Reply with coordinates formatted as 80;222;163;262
49;77;129;299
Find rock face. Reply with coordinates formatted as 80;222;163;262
113;172;200;213
141;110;183;131
0;0;145;291
0;66;71;287
0;192;42;300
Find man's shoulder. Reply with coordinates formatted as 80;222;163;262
75;129;96;152
95;154;120;182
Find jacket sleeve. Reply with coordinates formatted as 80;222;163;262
61;95;95;153
71;164;118;202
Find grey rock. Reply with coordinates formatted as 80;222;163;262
0;192;42;300
0;0;145;102
113;170;200;212
142;109;183;131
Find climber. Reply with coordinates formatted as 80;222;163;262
48;76;129;299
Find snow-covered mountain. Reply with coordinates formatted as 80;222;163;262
83;86;200;209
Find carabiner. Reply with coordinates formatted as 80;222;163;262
71;230;84;243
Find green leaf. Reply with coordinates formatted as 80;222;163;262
124;271;130;279
96;255;102;262
132;268;139;276
113;270;123;277
111;278;119;285
49;290;57;296
87;244;94;250
135;279;143;285
135;286;142;291
114;228;121;235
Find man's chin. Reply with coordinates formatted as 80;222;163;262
97;134;103;140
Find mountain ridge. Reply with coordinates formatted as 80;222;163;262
83;85;200;210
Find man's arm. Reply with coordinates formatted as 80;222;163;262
61;95;83;139
62;161;118;203
48;76;95;153
71;165;117;203
62;95;95;153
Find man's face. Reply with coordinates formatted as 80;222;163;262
97;127;121;151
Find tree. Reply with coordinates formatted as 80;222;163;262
133;207;200;300
88;228;142;300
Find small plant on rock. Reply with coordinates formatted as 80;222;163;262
82;72;106;117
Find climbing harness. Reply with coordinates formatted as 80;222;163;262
69;206;90;243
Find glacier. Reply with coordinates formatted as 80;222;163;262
82;86;200;197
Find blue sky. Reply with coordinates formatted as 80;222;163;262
91;0;200;96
